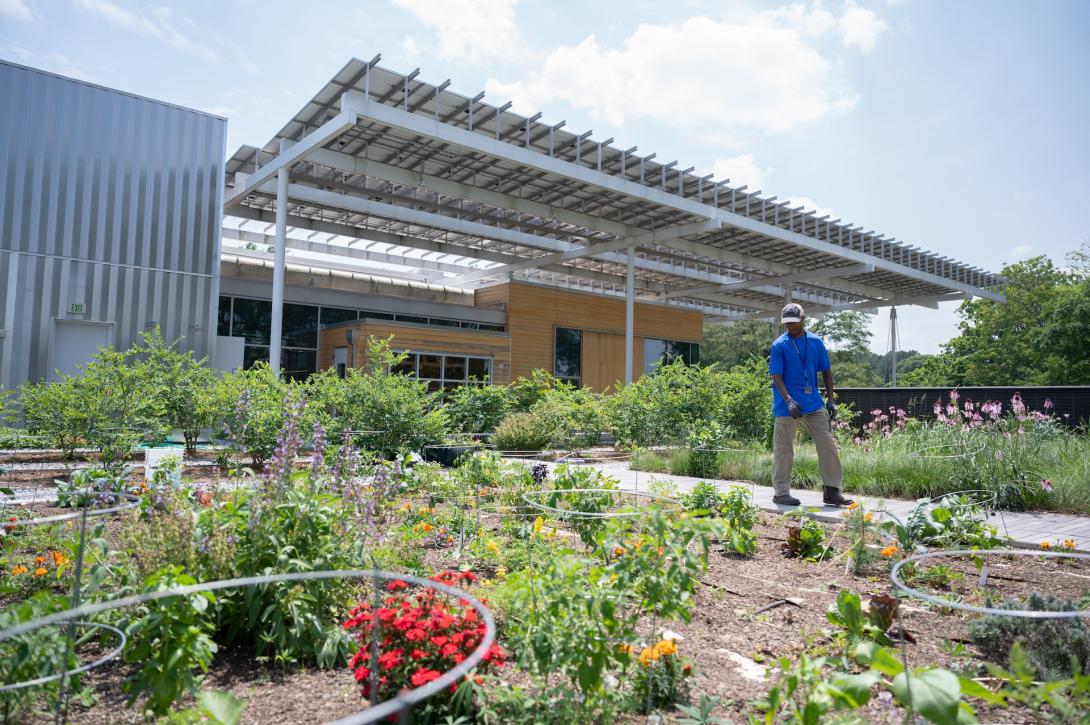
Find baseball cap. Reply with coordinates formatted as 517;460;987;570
780;303;804;323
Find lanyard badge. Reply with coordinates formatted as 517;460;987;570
789;336;814;394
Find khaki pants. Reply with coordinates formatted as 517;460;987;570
772;408;843;495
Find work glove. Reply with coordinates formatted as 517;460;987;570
787;399;802;419
826;400;838;420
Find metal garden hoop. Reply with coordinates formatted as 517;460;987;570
0;569;496;725
890;549;1090;618
0;621;126;692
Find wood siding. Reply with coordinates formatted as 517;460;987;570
318;321;513;384
475;281;702;392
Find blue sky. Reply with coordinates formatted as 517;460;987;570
3;0;1088;353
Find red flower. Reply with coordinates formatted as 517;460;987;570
387;579;409;592
429;635;448;647
405;628;427;642
378;649;404;670
441;643;458;657
410;648;426;660
354;666;371;683
410;668;442;687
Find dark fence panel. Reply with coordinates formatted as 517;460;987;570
836;387;1090;430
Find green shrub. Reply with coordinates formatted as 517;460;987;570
783;514;831;561
687;422;725;479
208;363;289;465
531;384;604;449
444;382;510;434
968;593;1090;680
0;591;79;722
491;412;551;452
131;328;217;455
507;369;562;412
122;566;218;715
681;481;723;514
17;377;89;459
306;339;446;455
720;485;759;556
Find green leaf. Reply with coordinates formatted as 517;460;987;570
958;676;1006;706
855;642;904;677
833;670;880;707
893;669;962;725
198;689;245;725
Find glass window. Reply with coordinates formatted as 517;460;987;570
243;345;270;370
396;314;429;325
555;327;582;382
478;324;505;332
282;303;318;348
217;296;233;336
444;355;467;381
643;338;667;374
392;352;416;376
418;354;442;379
320;307;358;326
689;344;700;365
432;318;461;328
468;357;491;381
231;298;272;344
282;349;317;382
362;311;395;321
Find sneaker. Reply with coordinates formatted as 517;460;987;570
823;487;854;507
772;493;801;506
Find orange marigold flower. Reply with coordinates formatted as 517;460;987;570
613;546;627;557
51;551;68;565
654;639;678;657
846;501;859;511
11;565;28;575
1040;540;1051;550
864;512;874;523
682;663;693;676
1063;539;1077;550
880;545;898;559
33;567;47;577
34;555;47;565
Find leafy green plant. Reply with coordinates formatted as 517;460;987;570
209;362;289;465
688;422;725;479
782;514;831;561
681;481;723;515
122;566;218;715
490;412;551;452
631;637;692;713
444;381;510;434
963;641;1090;723
885;494;1005;552
967;593;1090;680
55;466;138;507
825;590;894;654
854;640;978;725
752;651;878;725
0;592;81;723
719;485;759;556
131;328;217;455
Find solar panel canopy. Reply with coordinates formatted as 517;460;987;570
224;57;1005;323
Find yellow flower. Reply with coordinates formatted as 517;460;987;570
863;512;874;523
547;528;556;539
495;566;508;578
613;546;627;557
846;501;859;511
1040;540;1051;550
654;639;678;657
33;567;47;577
486;540;500;555
619;643;635;655
638;647;659;666
1063;539;1076;550
11;565;28;575
533;516;544;535
880;545;898;559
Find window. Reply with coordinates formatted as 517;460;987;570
554;327;582;385
391;350;492;391
320;307;358;326
644;338;699;374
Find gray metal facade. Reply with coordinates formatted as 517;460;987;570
0;61;226;387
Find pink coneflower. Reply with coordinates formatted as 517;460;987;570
949;389;959;402
1040;479;1053;492
1043;398;1054;410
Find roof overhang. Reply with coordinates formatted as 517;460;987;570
224;56;1006;323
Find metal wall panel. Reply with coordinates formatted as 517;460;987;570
0;61;226;387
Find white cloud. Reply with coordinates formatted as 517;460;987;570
485;13;862;148
1007;244;1035;261
1;46;93;80
711;155;773;190
391;0;523;65
839;1;889;51
73;0;254;68
785;195;835;219
0;0;33;21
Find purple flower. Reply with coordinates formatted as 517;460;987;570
1040;479;1053;492
1044;398;1054;410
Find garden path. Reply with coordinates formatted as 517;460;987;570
522;458;1090;552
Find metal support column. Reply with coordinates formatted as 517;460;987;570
270;154;290;374
624;245;635;384
888;306;899;387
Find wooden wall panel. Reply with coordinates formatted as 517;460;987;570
318;322;513;384
583;331;626;392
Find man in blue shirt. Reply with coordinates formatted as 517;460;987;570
768;303;854;507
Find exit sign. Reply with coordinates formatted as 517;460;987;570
68;303;85;314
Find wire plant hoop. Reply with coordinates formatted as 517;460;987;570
0;570;496;725
890;549;1090;618
0;621;126;692
0;491;141;528
520;488;680;520
908;442;986;461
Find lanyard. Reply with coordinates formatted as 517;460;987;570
788;334;814;388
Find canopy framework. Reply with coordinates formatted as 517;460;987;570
224;57;1005;374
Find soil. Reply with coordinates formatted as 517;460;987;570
10;502;1090;723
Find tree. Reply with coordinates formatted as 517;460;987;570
132;328;217;455
700;321;777;369
810;312;882;387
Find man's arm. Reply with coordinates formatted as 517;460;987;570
772;374;802;418
822;369;835;400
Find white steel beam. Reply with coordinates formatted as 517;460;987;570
625;246;635;384
269;164;289;373
350;93;1002;301
651;263;875;301
707;292;966;324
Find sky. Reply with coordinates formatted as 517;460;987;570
2;0;1088;354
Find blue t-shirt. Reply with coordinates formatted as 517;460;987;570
769;331;830;417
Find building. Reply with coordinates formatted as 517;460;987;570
0;60;225;390
2;56;1008;393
